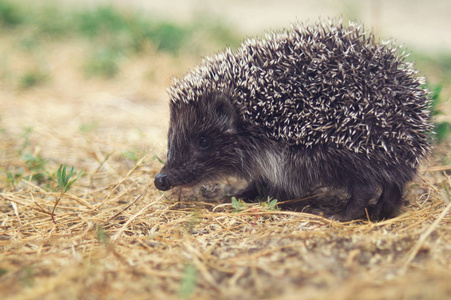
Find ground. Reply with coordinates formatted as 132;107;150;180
0;2;451;299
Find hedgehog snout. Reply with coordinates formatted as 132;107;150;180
154;173;171;191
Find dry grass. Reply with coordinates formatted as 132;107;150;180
1;35;451;300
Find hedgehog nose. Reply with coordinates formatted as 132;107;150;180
154;173;171;191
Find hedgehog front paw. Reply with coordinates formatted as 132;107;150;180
234;181;260;201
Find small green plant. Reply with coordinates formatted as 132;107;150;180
22;153;48;185
0;0;25;28
75;6;127;38
180;264;197;299
34;5;71;37
261;197;280;211
0;268;8;277
18;36;40;52
6;170;23;188
95;225;110;244
19;68;49;89
231;196;247;213
123;150;141;163
16;127;53;186
434;121;451;143
429;84;451;143
19;127;33;154
56;164;82;193
23;153;46;171
51;164;82;223
19;266;35;287
430;84;444;116
83;48;121;78
146;22;189;53
79;121;98;133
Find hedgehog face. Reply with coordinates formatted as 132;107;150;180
154;93;243;191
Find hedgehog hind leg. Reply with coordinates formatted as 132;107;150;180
369;183;403;220
341;182;380;221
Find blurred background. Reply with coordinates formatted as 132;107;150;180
1;0;450;182
52;0;451;52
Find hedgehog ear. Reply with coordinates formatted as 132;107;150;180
213;93;237;133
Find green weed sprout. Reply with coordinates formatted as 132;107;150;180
262;197;280;211
56;164;82;193
51;164;82;223
231;196;247;213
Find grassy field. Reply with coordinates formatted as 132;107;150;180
1;2;451;299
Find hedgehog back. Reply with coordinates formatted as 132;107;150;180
169;21;432;169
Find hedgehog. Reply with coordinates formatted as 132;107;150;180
154;21;432;221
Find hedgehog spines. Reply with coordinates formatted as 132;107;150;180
168;20;432;170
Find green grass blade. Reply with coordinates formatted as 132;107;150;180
56;164;64;189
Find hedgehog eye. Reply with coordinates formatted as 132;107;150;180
199;136;211;149
199;137;210;149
